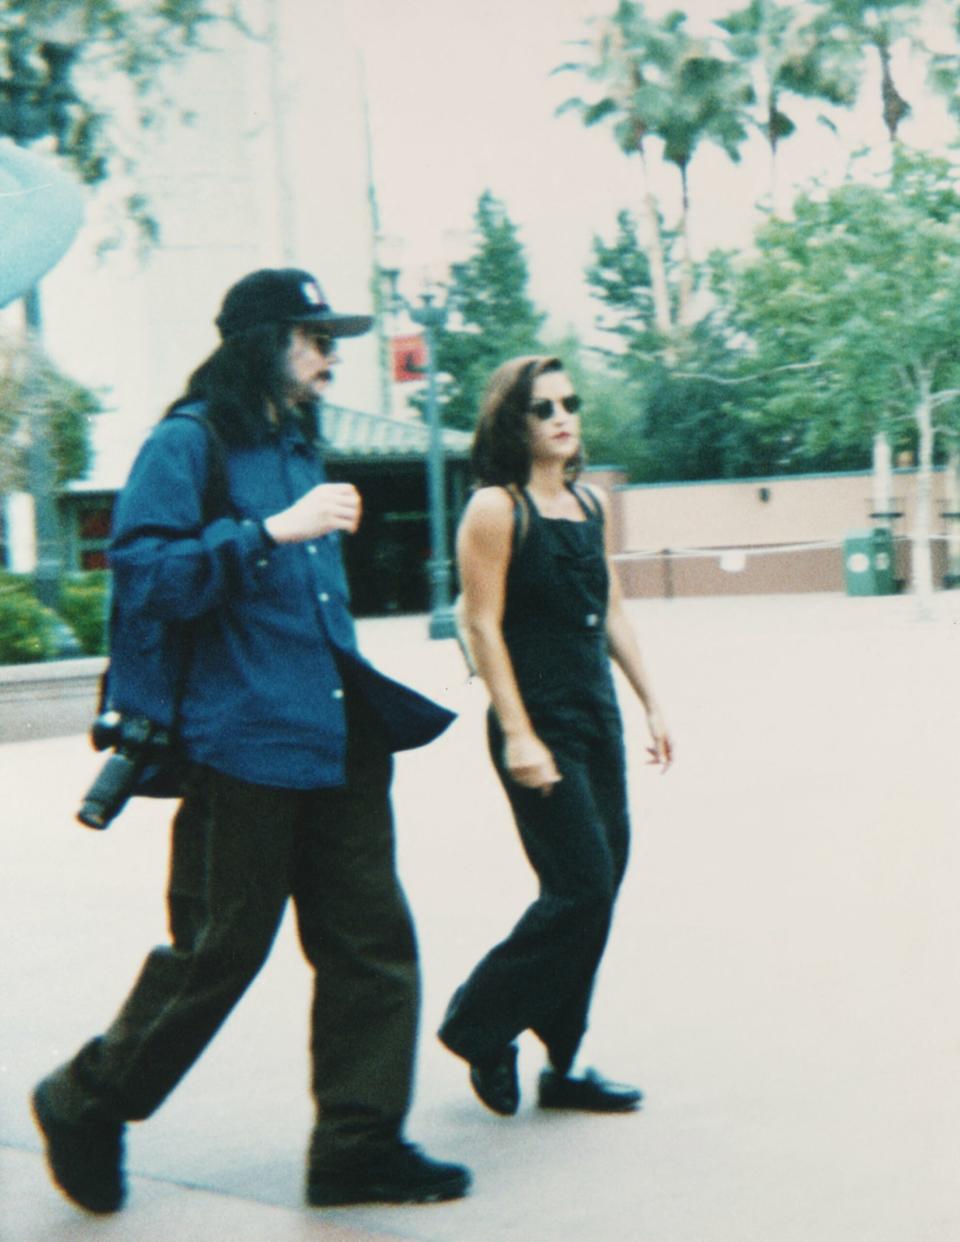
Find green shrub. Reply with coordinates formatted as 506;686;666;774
58;572;111;655
0;584;57;664
0;570;34;591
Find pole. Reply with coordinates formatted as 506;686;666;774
421;306;456;639
23;286;63;612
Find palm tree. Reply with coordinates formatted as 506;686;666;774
556;3;674;345
719;0;857;215
820;0;926;144
556;1;751;351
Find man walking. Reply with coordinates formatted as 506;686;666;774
31;268;471;1212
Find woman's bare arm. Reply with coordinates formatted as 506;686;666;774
586;485;674;772
458;488;561;792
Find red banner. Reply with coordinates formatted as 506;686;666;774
392;334;426;382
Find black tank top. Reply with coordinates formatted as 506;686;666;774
500;483;620;735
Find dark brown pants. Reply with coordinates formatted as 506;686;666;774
49;700;420;1168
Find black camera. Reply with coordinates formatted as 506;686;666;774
77;711;174;831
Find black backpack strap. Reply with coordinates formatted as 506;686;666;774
166;405;235;524
100;407;233;720
505;483;530;552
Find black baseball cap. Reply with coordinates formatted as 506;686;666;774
215;268;373;340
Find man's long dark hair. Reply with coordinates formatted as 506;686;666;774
163;322;320;446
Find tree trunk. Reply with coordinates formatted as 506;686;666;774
911;374;935;616
677;163;694;330
767;129;785;219
877;36;910;144
756;5;782;218
635;140;675;357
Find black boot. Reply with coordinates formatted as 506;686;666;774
307;1140;471;1206
31;1074;127;1214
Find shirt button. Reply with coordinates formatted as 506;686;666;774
307;545;318;556
332;688;344;700
318;592;330;603
585;613;599;628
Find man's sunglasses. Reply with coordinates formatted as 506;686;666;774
529;394;582;420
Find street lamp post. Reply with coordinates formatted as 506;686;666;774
0;27;80;613
411;290;457;640
381;268;461;640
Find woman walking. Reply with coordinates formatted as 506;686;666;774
439;355;673;1116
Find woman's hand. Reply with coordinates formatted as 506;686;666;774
645;706;674;774
505;732;562;795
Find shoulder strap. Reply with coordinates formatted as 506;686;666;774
99;408;233;718
505;483;530;551
167;405;235;524
569;482;603;523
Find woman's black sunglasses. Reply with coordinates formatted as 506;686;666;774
529;394;582;420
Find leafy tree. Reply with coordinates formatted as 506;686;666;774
0;334;98;494
582;210;826;483
0;0;246;245
564;0;960;515
587;208;658;348
429;191;545;431
710;149;960;608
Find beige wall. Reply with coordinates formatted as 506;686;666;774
608;467;956;599
616;468;948;553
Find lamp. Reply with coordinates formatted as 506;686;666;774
379;242;469;640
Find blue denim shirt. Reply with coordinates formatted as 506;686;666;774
106;408;453;789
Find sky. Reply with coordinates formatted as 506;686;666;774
5;0;958;496
345;0;956;342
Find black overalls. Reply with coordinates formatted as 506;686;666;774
440;483;630;1076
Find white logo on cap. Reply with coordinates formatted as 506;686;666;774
302;280;323;306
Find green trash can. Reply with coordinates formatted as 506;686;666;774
843;528;895;596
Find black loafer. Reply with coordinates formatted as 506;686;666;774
31;1077;127;1214
307;1140;471;1206
537;1068;642;1113
469;1045;520;1116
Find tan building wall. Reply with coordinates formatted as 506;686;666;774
608;467;956;599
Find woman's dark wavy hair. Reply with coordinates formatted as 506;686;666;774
470;354;584;488
162;321;320;446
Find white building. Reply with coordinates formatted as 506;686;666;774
6;0;384;512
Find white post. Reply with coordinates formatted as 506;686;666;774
872;430;893;518
911;379;935;618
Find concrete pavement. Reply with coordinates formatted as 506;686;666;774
2;595;958;1241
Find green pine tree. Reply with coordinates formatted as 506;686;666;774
433;191;545;430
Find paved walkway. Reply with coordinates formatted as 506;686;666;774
2;595;958;1241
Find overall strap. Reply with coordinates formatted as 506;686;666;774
568;481;603;523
